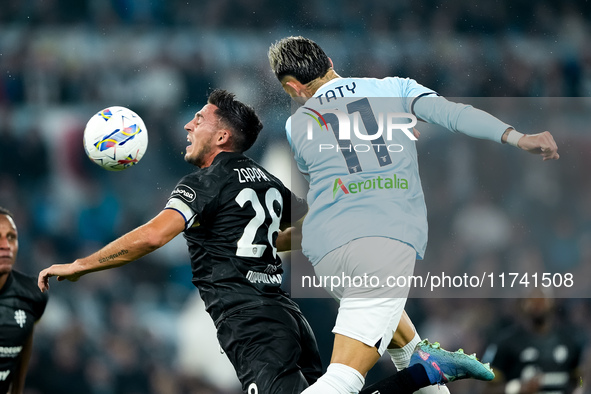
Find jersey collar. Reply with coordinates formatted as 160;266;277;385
0;271;13;295
313;77;344;98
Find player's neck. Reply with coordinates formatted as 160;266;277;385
0;272;8;290
200;149;235;168
307;69;340;95
528;315;553;334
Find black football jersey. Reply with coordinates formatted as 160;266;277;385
165;152;308;324
487;324;583;393
0;270;48;393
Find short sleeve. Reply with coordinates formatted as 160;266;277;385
165;175;202;229
399;77;438;114
165;198;198;229
34;290;49;322
401;77;437;98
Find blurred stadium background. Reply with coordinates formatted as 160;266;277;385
1;0;590;393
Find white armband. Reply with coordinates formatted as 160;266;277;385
505;129;524;148
165;198;198;229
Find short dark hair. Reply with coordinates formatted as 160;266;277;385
0;206;14;220
207;89;263;153
268;36;332;84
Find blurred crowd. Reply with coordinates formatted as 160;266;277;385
1;0;590;393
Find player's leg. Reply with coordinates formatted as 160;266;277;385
359;364;432;394
388;312;451;394
289;305;323;386
216;305;312;394
301;237;415;394
360;339;495;394
389;311;418;368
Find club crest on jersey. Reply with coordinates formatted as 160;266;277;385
14;310;26;328
171;184;196;203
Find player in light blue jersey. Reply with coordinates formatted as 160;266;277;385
268;36;559;394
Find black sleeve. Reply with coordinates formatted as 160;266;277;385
166;172;219;227
33;292;49;321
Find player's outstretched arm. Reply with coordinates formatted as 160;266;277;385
38;209;185;292
501;129;559;161
413;96;559;161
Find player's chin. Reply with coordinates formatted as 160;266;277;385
185;144;197;157
184;152;199;166
0;260;14;275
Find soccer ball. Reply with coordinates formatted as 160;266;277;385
83;106;148;171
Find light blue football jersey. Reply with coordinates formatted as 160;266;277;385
287;77;436;265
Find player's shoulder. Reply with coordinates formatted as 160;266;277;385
213;152;285;190
327;76;416;97
365;76;419;89
342;75;407;85
9;270;48;305
174;154;235;193
553;323;587;348
238;155;284;185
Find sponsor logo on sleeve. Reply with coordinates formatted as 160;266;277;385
171;184;196;203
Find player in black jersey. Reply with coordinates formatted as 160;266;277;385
483;291;585;394
39;89;321;393
0;207;48;394
38;89;494;394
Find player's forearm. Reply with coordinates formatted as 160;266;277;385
39;210;185;291
73;224;162;275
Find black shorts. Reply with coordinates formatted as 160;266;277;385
216;304;323;394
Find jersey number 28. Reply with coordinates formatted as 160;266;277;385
235;187;283;258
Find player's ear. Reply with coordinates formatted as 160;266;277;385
284;80;306;97
217;129;231;145
328;57;334;68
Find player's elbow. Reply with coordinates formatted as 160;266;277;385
139;227;169;251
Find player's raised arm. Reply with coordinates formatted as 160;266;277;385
38;209;185;292
413;95;559;161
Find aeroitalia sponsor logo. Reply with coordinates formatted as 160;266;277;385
332;174;408;199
